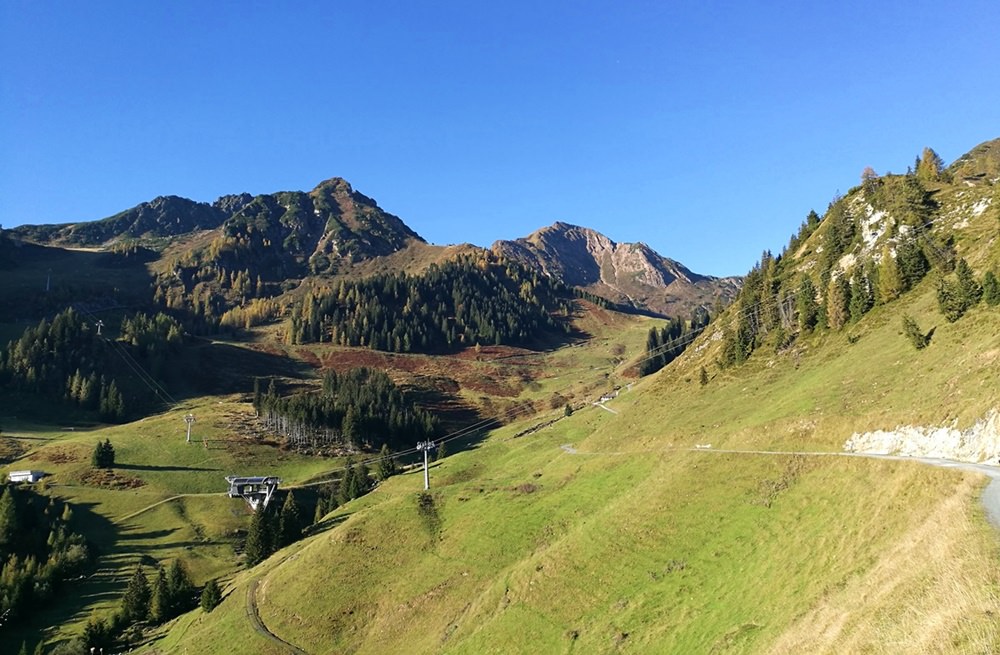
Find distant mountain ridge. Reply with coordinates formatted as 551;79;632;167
11;178;422;267
8;179;735;317
492;222;740;317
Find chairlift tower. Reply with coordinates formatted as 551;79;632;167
225;475;281;511
416;440;437;490
184;413;196;444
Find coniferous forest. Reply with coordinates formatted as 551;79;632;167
254;367;438;451
0;485;93;620
0;308;184;421
287;254;574;352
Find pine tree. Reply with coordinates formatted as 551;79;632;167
120;565;151;623
796;277;819;333
826;275;851;330
983;271;1000;305
201;578;222;612
877;246;904;303
955;258;982;306
936;276;967;322
166;559;194;616
0;486;18;548
82;615;113;651
150;565;169;623
375;444;397;482
277;492;303;548
699;367;709;386
245;506;273;566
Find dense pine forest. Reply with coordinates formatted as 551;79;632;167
0;308;184;421
254;367;438;451
0;485;93;621
286;254;574;352
638;307;711;377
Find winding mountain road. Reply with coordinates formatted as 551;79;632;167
247;578;309;655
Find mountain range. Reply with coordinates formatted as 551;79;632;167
2;138;999;653
7;179;738;318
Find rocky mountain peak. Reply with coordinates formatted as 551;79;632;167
492;223;739;317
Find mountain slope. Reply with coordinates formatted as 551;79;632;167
9;178;423;270
493;222;740;317
147;138;1000;654
11;195;226;245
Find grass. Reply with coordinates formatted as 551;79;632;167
143;271;1000;654
6;193;1000;651
0;298;652;648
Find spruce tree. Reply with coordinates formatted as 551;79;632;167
877;245;904;303
120;565;151;623
936;276;967;322
796;277;819;333
955;258;982;306
245;506;273;566
166;559;194;616
375;444;397;482
150;565;169;623
277;492;303;548
91;439;115;468
902;315;929;350
0;486;18;548
201;578;222;612
983;271;1000;305
313;496;326;524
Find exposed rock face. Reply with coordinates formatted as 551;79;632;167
492;222;740;317
844;410;1000;464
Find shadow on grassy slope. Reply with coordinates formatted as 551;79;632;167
116;463;222;472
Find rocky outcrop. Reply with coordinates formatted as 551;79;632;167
492;222;740;317
844;410;1000;464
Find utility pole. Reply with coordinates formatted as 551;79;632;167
416;440;437;490
95;319;104;336
184;413;196;444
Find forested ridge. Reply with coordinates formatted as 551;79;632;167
287;254;574;352
716;150;1000;367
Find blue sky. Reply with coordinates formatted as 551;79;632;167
2;1;998;276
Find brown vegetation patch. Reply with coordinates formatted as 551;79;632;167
80;468;145;489
0;437;27;464
38;445;87;464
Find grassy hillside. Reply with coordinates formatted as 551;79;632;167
4;140;997;653
142;142;1000;654
144;270;1000;653
0;300;655;650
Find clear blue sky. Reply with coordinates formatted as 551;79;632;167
2;1;998;276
